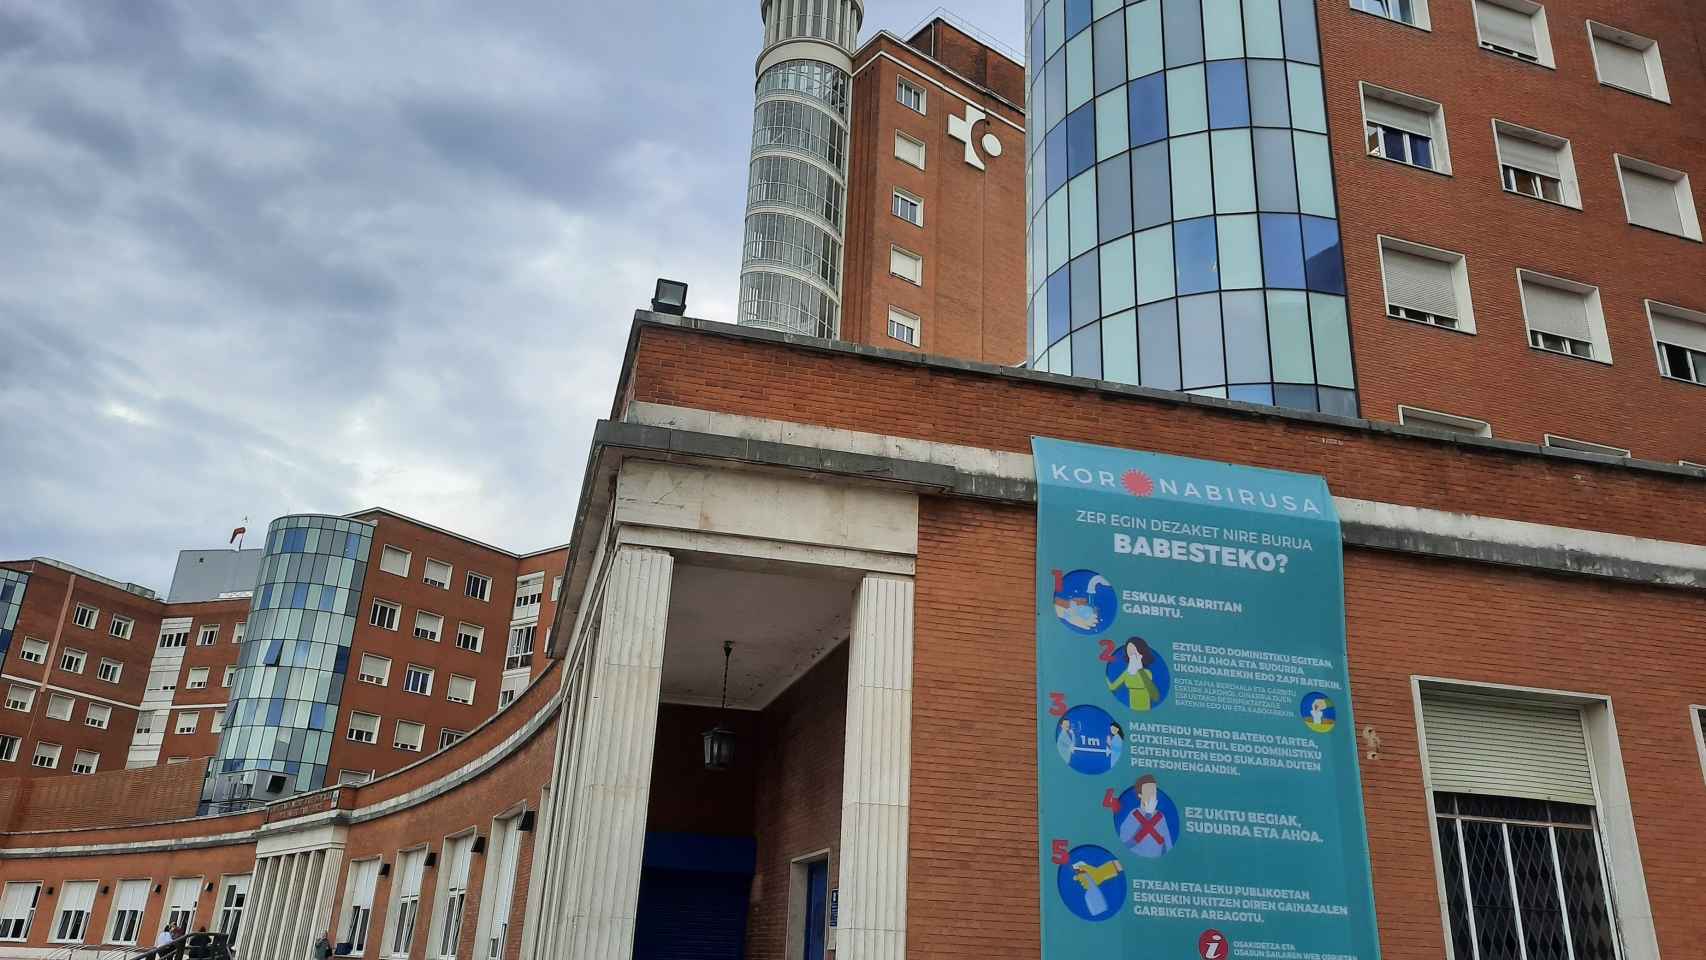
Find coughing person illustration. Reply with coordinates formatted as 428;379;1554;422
1119;775;1174;858
1107;638;1164;712
1071;858;1125;918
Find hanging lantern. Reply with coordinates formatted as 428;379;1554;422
702;641;737;771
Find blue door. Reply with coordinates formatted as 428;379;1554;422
801;860;828;960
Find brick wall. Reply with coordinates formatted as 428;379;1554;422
1;757;208;831
646;703;758;836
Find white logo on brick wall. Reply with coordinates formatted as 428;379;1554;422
948;104;1003;171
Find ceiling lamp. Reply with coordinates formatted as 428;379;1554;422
702;641;737;771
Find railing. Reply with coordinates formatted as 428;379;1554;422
125;932;235;960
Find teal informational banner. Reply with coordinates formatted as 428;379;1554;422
1033;438;1379;960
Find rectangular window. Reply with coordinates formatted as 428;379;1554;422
465;572;491;602
1362;84;1449;173
1380;238;1473;331
32;742;60;768
359;654;392;686
424;559;452;589
110;615;134;640
99;659;122;683
1494;121;1575;207
447;675;476;705
0;735;16;762
892;189;924;226
222;666;234;687
175;711;199;734
498;673;526;710
456;623;484;653
85;703;111;729
414;611;444;642
1589;21;1668;101
890;246;923;285
481;814;524;960
46;693;73;721
60;648;86;674
165;878;199;933
551;576;563;601
1617;156;1701;240
888;307;921;346
17;637;46;664
1349;0;1425;28
380;545;412;577
5;685;34;712
390;849;427;957
187;667;210;690
0;882;41;941
394;719;425;752
348;711;380;744
505;624;536;671
108;879;149;945
216;875;248;947
212;709;225;733
439;728;466;750
341;859;382;956
52;880;96;942
158;628;189;649
234;621;245;643
370;599;401;631
437;835;474;960
514;575;543;613
72;604;98;630
197;624;219;645
1473;0;1550;65
1651;302;1706;386
1546;435;1631;458
897;77;926;114
1520;271;1608;361
404;665;434;696
70;750;98;775
894;131;926;168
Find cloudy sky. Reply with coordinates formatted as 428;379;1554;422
0;1;1025;591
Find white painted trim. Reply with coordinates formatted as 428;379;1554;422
1586;21;1670;103
616;525;915;577
1544;434;1631;458
783;848;834;956
256;822;347;859
1376;234;1477;333
0;674;141;711
1517;268;1614;364
853;50;1025;133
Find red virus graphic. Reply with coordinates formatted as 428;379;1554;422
1122;469;1156;497
1197;929;1230;959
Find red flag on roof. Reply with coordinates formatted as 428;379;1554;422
229;526;246;544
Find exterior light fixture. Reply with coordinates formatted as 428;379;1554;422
652;278;689;316
702;641;737;771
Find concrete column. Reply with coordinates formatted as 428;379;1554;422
557;546;675;958
836;573;915;960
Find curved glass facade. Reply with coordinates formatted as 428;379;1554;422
0;569;27;665
1025;0;1358;416
201;514;374;811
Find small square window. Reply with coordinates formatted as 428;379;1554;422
347;711;380;744
358;654;392;686
897;77;926;114
1494;121;1577;208
413;611;444;642
1361;84;1450;174
71;750;98;775
892;190;924;226
1616;156;1701;241
895;131;926;169
1649;301;1706;387
424;559;452;590
447;674;476;705
72;604;98;630
175;712;199;734
60;648;87;674
1589;22;1669;102
17;638;46;664
455;622;484;653
5;685;33;712
45;694;73;721
33;742;61;768
379;545;412;577
514;575;543;612
1349;0;1427;29
403;665;434;697
98;659;122;683
109;615;134;640
1520;270;1610;363
84;704;111;729
439;728;466;750
1473;0;1552;67
0;735;17;762
1379;237;1475;333
465;572;492;602
887;307;921;347
187;667;210;690
890;246;923;285
369;599;401;631
394;719;425;752
196;624;219;646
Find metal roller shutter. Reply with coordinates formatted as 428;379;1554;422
1652;308;1706;352
1596;38;1651;94
1522;279;1593;342
1496;131;1561;179
1384;249;1459;318
1421;692;1596;805
1476;1;1538;57
1622;167;1684;235
632;869;752;960
1364;96;1433;137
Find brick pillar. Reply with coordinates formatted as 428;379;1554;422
836;573;915;959
556;546;674;958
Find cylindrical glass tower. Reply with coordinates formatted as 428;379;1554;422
1026;0;1357;416
737;0;864;338
201;514;374;811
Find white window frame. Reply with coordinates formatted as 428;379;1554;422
215;874;248;948
5;684;34;712
1413;676;1660;960
455;623;484;653
465;571;492;602
1647;300;1706;386
70;750;98;775
17;637;46;664
32;741;60;768
887;306;921;346
175;711;199;734
414;610;444;643
45;693;73;721
370;599;401;631
1378;236;1476;333
358;654;392;686
98;658;122;683
380;545;413;578
212;709;225;733
72;603;98;630
404;664;435;697
1518;270;1612;363
1349;0;1430;29
1491;119;1579;209
106;879;150;945
187;667;210;690
85;703;111;729
339;858;382;956
52;880;99;942
0;881;42;941
385;847;429;959
59;648;87;674
424;558;453;590
894;130;926;169
1615;155;1702;242
222;666;235;688
157;627;189;650
892;188;924;226
347;711;380;744
0;734;17;762
109;615;134;640
430;832;476;960
439;728;466;751
889;245;924;285
197;624;219;645
1359;82;1452;175
1471;0;1554;68
897;77;926;114
447;674;476;706
1692;706;1706;788
394;719;425;752
1587;21;1669;103
234;621;245;643
1545;434;1631;458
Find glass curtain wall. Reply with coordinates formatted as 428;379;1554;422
0;569;27;667
1026;0;1358;416
200;515;374;811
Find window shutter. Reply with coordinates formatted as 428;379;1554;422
0;883;37;917
1651;309;1706;352
1384;249;1459;318
351;861;380;910
1476;1;1538;56
1597;39;1651;94
449;836;474;886
1523;279;1592;341
400;850;426;895
894;133;924;167
168;878;200;911
1363;96;1433;137
1622;167;1684;234
890;247;922;283
114;880;148;914
1496;132;1561;179
1421;692;1596;805
61;882;97;914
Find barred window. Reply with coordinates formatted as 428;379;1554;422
738;271;840;339
743;212;841;288
748;155;845;230
756;59;850;118
752;99;847;170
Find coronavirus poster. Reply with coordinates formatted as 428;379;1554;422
1033;438;1380;960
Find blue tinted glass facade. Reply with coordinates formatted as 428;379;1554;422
200;514;374;811
0;568;28;666
1027;0;1357;415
